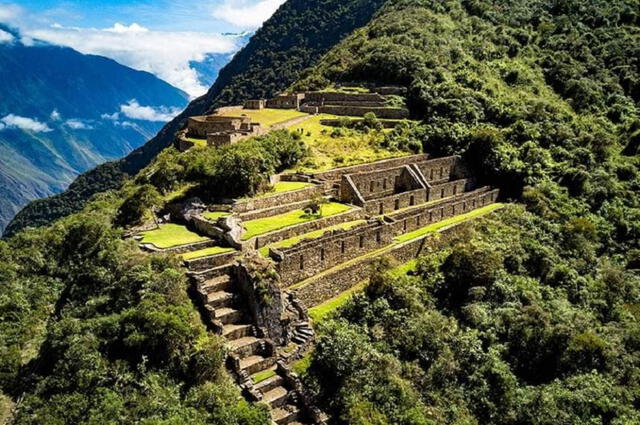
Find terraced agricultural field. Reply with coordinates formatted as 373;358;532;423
218;108;308;128
139;224;209;249
241;202;353;240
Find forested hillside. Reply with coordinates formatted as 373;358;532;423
5;0;388;237
289;0;640;423
1;0;639;423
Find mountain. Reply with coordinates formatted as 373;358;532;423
190;33;252;87
5;0;389;237
1;0;639;424
0;26;189;233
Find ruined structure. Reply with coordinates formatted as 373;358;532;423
266;90;410;119
185;114;264;147
244;99;266;110
139;154;501;425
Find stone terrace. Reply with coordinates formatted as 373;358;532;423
137;154;501;425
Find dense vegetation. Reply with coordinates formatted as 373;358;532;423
290;0;640;423
5;0;389;237
2;0;639;423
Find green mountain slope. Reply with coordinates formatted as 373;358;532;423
5;0;389;237
0;30;189;234
286;0;640;423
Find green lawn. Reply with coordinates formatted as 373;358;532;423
258;220;367;256
241;202;353;240
182;246;235;260
309;281;367;323
187;137;207;147
251;368;277;384
139;224;209;249
162;184;196;202
287;114;408;172
394;203;504;243
203;211;231;221
219;108;308;128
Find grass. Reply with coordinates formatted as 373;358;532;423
309;281;367;323
394;203;504;243
203;211;230;221
244;181;313;200
251;368;277;384
287;114;408;172
291;203;504;291
218;108;308;128
187;137;207;147
1;393;13;425
139;224;209;249
390;259;419;277
258;220;367;256
241;202;353;240
292;352;312;376
163;184;197;202
182;246;235;260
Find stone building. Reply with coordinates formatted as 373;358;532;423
267;93;306;109
186;114;263;147
244;99;265;110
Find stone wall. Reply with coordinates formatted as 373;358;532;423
184;251;238;271
304;92;386;104
318;105;409;119
416;156;458;184
320;119;405;129
244;99;265;110
388;188;498;236
293;203;501;306
427;179;470;202
341;165;424;203
231;184;328;214
363;188;428;216
273;220;394;287
312;154;430;182
187;115;252;138
267;94;304;109
251;208;365;249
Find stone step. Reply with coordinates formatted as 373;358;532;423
202;275;233;293
215;307;244;325
239;355;276;376
272;405;301;425
262;385;289;408
294;328;313;337
223;324;254;340
207;291;234;309
254;373;284;394
229;336;262;357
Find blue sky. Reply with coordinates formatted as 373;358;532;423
0;0;286;95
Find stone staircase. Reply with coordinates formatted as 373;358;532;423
191;264;319;425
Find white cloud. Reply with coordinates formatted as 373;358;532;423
0;114;52;132
65;119;92;130
212;0;285;30
25;23;242;97
50;109;61;121
101;112;119;120
119;100;181;122
0;3;22;23
0;29;13;43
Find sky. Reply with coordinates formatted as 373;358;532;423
0;0;286;96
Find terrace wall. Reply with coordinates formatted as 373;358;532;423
416;156;458;184
312;154;430;182
427;179;470;202
250;208;365;250
273;220;394;287
184;251;237;271
388;188;498;236
318;105;409;119
363;188;428;216
304;92;386;103
293;198;501;307
341;165;424;203
231;184;329;214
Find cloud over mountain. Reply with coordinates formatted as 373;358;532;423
212;0;286;29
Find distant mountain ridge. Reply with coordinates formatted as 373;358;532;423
5;0;389;237
0;25;190;233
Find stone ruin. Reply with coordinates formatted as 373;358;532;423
244;99;266;110
176;114;264;150
266;90;410;119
